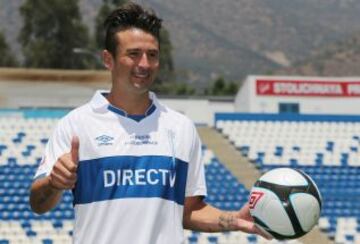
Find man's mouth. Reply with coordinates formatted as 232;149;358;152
132;70;150;79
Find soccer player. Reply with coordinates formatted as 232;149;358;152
29;2;271;243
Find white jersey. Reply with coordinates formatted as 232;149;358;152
34;91;207;244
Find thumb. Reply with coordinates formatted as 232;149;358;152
71;136;80;164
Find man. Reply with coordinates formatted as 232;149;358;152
30;2;270;243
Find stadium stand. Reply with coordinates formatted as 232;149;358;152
215;113;360;244
0;109;306;244
186;146;303;244
0;110;73;244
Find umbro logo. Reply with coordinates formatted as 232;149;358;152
95;135;114;146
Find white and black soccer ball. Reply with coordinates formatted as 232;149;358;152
249;168;322;240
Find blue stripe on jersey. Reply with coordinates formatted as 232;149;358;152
73;155;188;205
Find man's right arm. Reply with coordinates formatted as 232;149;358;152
29;136;79;214
30;176;63;214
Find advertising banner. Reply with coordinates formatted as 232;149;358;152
256;80;360;97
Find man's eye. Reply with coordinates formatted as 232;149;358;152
128;52;140;57
148;52;159;59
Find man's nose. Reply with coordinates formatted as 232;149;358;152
138;53;150;68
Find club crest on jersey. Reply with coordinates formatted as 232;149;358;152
95;135;114;146
249;191;264;209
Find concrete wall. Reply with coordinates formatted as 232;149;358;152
162;98;234;125
0;80;233;126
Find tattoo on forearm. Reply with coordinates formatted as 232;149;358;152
38;187;57;204
219;212;234;231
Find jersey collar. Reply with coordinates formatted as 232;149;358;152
90;90;111;113
107;102;156;122
90;90;158;122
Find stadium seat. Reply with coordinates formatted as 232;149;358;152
215;113;360;242
3;110;360;243
1;111;263;243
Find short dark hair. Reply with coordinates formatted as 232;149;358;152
104;2;162;57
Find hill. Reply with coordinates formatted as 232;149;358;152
1;0;360;87
274;32;360;77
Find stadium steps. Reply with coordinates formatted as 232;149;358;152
197;126;333;244
197;126;261;189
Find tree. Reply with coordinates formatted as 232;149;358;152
19;0;95;69
0;32;18;67
94;3;112;50
94;0;127;50
224;81;239;95
175;83;195;95
156;28;174;83
211;76;226;95
209;76;239;96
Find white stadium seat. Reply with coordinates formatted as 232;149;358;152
215;114;360;243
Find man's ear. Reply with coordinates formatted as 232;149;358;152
102;50;114;70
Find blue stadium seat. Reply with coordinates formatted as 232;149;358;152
207;236;218;244
188;236;198;244
42;239;53;244
216;114;360;241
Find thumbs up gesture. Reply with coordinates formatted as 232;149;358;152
49;136;80;190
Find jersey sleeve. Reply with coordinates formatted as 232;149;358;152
34;117;73;180
185;124;207;197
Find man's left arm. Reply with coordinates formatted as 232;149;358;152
183;196;272;239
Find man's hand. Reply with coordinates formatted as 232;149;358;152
48;136;79;190
183;196;273;240
29;136;80;214
220;203;273;240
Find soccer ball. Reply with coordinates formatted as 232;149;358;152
249;168;322;240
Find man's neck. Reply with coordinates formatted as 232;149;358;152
106;90;151;115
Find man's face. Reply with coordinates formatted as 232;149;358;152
106;28;160;95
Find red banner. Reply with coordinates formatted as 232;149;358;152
256;80;360;97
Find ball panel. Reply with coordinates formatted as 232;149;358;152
259;168;308;186
290;193;321;232
252;217;274;238
263;197;295;236
250;187;295;236
295;169;323;209
253;218;296;240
